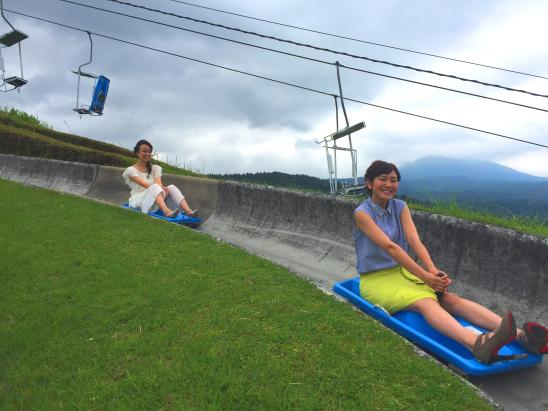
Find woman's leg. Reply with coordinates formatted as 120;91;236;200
440;293;502;331
441;293;543;352
166;185;194;214
140;184;168;214
407;298;478;350
155;191;177;216
141;184;177;216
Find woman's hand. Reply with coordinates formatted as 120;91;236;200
425;270;452;292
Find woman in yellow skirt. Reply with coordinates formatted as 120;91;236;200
354;160;547;364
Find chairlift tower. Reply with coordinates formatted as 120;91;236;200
315;121;365;196
0;0;28;92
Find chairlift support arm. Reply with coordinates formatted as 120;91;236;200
74;31;95;113
0;0;16;33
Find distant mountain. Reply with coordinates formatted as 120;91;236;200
394;157;548;220
332;157;548;221
399;156;546;182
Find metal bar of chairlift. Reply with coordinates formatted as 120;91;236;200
6;40;27;87
335;61;358;185
74;31;96;114
71;70;97;79
333;95;339;194
315;68;365;196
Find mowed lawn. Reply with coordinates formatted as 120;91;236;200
0;179;490;410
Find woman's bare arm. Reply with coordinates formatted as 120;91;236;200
129;175;151;189
355;210;448;292
154;176;169;194
400;205;437;273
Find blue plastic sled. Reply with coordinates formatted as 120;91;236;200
122;203;202;227
333;277;543;376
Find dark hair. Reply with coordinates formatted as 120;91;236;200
134;139;153;177
364;160;401;195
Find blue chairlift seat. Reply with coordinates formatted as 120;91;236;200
122;203;202;227
90;75;109;115
333;277;543;376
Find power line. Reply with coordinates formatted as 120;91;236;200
6;9;548;149
55;0;548;114
100;0;548;99
164;0;548;81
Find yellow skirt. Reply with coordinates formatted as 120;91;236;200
360;266;437;314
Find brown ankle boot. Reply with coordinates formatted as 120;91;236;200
473;311;517;364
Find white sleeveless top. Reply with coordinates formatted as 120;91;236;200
122;165;162;198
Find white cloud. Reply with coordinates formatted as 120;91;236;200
2;0;548;177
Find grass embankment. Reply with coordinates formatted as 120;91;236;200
408;200;548;238
0;107;199;177
0;180;490;410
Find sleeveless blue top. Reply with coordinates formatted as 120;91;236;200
353;197;409;274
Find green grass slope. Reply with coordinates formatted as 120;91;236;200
0;180;490;410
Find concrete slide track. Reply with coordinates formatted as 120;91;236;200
1;154;547;411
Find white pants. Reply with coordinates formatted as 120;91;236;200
129;184;185;214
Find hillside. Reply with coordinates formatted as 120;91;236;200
397;157;548;221
400;156;546;182
0;108;199;177
208;171;329;192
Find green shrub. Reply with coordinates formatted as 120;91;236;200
0;113;134;157
0;124;133;167
0;106;49;128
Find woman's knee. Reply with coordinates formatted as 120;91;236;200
167;185;184;200
149;183;163;196
440;292;462;310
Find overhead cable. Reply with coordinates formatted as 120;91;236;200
6;9;548;149
54;0;548;114
99;0;548;99
164;0;548;81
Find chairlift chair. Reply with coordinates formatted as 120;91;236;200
0;0;28;92
316;63;367;197
72;31;110;116
315;121;366;196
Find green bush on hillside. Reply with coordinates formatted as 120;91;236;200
0;124;132;167
0;109;201;177
0;106;50;128
0;110;134;157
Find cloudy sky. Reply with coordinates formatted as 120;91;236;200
3;0;548;177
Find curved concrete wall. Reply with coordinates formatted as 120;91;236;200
413;212;548;322
0;154;98;195
1;154;546;323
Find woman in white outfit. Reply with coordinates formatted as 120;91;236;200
122;139;197;218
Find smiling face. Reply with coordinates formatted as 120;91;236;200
367;170;399;206
136;142;153;163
